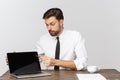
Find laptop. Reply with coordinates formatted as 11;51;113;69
7;51;51;78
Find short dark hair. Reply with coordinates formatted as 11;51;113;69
43;8;64;20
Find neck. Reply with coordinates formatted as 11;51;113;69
57;28;63;36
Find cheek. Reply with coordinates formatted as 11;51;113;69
55;26;60;31
55;24;61;30
52;25;58;30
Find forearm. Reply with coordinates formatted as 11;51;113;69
40;56;77;70
54;59;77;70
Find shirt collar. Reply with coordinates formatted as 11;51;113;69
59;29;65;39
50;29;65;40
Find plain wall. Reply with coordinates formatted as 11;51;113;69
0;0;120;76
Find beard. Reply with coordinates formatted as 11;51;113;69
49;30;60;36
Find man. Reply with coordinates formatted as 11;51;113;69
36;8;87;70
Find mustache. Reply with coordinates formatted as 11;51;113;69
49;30;55;33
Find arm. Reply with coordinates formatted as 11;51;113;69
73;32;88;70
40;56;77;70
54;59;76;70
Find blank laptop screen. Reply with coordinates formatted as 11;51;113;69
7;52;41;75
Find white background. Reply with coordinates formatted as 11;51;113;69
0;0;120;76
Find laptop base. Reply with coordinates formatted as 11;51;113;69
11;71;51;78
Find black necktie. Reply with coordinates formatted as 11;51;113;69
54;37;60;70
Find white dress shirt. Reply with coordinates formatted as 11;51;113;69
36;30;88;70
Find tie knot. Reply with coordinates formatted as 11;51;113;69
56;37;59;40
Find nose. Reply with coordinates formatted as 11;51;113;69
47;25;52;31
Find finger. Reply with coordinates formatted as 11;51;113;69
41;56;49;61
42;61;49;66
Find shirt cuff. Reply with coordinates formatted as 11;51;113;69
73;58;87;70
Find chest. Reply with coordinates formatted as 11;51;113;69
43;37;76;59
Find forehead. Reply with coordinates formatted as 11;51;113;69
45;16;57;24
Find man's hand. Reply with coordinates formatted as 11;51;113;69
40;56;56;66
6;56;8;65
40;55;76;70
6;51;16;65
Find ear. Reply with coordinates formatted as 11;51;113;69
60;19;64;26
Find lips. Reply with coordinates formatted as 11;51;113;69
49;30;56;36
49;30;55;33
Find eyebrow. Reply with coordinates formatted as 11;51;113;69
45;21;55;25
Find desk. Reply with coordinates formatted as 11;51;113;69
0;69;120;80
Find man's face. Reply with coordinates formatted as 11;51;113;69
45;16;63;36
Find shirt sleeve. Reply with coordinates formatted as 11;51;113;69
35;39;45;55
73;32;88;70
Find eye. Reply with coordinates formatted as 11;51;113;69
45;24;48;27
50;22;55;26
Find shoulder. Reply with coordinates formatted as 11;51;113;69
65;30;82;38
63;30;84;45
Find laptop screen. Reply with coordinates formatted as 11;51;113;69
7;52;41;75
